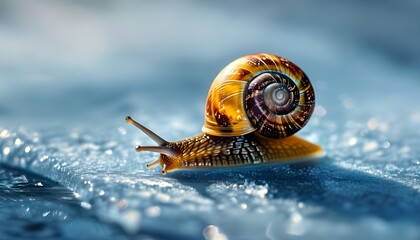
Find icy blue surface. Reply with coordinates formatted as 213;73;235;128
1;1;420;239
0;167;126;239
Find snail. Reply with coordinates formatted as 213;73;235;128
126;53;323;175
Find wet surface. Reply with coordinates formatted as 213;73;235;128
1;1;420;239
0;166;127;240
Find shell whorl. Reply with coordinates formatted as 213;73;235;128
202;53;315;138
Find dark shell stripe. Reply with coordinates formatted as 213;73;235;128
242;55;315;139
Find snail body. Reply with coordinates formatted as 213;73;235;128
126;53;322;175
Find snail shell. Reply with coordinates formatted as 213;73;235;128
203;53;315;138
126;53;322;174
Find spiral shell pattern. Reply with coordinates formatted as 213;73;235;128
202;53;315;138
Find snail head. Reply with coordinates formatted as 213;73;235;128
125;116;179;175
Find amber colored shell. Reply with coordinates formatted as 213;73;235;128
202;53;315;138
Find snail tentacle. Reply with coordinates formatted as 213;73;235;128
161;164;168;175
146;159;161;169
126;116;168;146
127;116;180;173
135;145;177;157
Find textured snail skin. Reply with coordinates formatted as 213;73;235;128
126;53;322;175
156;133;322;173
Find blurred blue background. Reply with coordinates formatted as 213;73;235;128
1;1;419;239
1;0;419;128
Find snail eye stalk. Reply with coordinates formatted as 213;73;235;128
125;116;168;146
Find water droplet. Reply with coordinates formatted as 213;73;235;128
291;212;302;223
256;188;268;198
3;147;11;155
203;225;228;240
39;155;49;162
0;129;9;138
285;212;307;236
24;146;31;153
81;202;92;209
121;210;141;233
146;206;161;217
14;138;23;146
348;137;357;146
